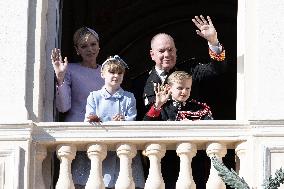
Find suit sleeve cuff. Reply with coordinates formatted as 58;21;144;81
209;47;225;61
146;104;162;117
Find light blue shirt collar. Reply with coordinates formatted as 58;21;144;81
100;87;124;99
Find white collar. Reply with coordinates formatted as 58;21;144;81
155;67;166;76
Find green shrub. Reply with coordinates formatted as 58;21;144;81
211;156;284;189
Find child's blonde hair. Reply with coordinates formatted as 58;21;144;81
101;55;128;74
166;71;192;86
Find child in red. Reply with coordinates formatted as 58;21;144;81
143;71;213;189
143;71;213;121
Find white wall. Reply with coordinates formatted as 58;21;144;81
0;0;30;121
244;0;284;120
0;0;50;122
256;0;284;119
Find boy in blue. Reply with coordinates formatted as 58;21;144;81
84;55;144;189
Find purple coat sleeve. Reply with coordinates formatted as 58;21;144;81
55;70;71;113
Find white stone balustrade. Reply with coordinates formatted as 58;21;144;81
85;143;107;189
14;120;284;189
33;144;47;189
176;142;197;189
115;143;137;189
206;142;227;189
144;143;166;189
235;141;248;181
55;144;77;189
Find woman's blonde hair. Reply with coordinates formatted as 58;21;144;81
166;71;192;86
73;27;99;46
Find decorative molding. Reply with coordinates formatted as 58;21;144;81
0;161;4;188
0;122;33;141
0;147;21;189
261;143;284;187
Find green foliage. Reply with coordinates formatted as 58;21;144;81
263;167;284;189
211;155;284;189
211;156;250;189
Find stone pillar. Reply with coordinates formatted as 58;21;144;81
176;142;197;189
235;141;248;181
85;144;107;189
144;143;166;189
206;142;227;189
34;144;47;189
55;144;76;189
115;143;137;189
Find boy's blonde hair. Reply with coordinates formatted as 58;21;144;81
101;55;127;74
166;71;192;86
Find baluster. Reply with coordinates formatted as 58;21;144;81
115;143;136;189
55;144;76;189
176;142;197;189
235;141;248;181
85;143;107;189
206;142;227;189
34;144;47;189
144;143;166;189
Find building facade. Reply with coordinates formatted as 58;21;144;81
0;0;284;188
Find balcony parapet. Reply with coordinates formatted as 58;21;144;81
0;120;34;141
2;120;284;189
33;120;251;150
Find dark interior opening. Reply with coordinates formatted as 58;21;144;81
61;0;237;121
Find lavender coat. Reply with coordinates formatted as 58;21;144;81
55;63;104;121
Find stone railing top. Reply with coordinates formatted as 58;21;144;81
33;120;252;150
2;120;284;149
0;120;34;141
